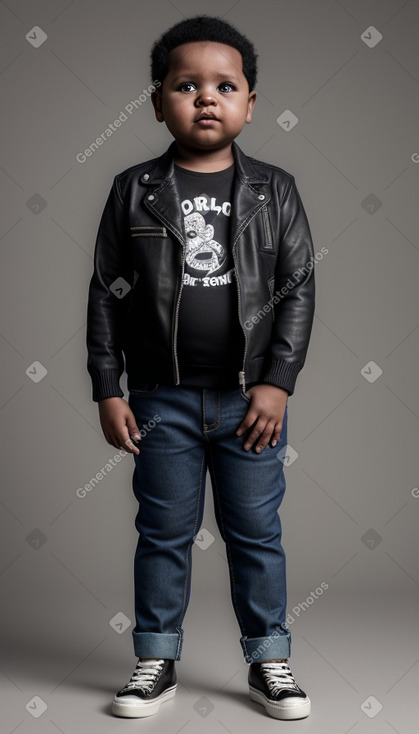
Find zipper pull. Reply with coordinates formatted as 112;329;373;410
239;370;246;388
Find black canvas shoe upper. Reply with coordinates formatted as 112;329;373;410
115;659;176;701
248;661;308;702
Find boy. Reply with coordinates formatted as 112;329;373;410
87;15;315;721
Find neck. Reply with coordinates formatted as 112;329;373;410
173;143;234;172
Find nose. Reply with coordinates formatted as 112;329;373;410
196;89;217;106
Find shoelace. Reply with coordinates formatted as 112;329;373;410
260;662;300;695
123;658;165;692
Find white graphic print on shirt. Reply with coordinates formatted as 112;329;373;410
181;194;234;287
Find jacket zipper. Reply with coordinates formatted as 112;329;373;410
143;197;185;385
232;195;272;391
232;237;248;393
166;189;269;388
173;247;186;385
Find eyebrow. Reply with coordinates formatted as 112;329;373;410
170;72;241;84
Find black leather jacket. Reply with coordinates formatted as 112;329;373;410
87;141;315;401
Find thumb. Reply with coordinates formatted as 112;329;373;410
126;414;141;442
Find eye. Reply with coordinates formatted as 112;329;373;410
187;230;197;238
178;82;196;93
218;82;235;93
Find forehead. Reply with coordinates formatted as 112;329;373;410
166;41;244;79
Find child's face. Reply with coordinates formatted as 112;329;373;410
151;41;257;157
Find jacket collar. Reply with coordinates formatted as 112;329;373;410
141;140;271;247
141;140;269;185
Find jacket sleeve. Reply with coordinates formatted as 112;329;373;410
262;178;315;396
86;177;132;402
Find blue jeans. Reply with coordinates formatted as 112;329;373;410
128;384;291;663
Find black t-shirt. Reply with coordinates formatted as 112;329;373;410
174;163;244;389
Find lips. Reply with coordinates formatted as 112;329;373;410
195;113;219;122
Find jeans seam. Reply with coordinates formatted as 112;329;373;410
130;383;159;396
202;389;220;432
175;626;183;659
208;450;246;635
176;452;206;630
240;386;250;403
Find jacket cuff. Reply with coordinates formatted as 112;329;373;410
262;359;303;397
91;369;124;402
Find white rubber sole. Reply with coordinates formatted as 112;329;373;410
249;686;311;720
111;684;177;718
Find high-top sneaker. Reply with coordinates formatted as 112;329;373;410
248;660;310;719
112;658;177;717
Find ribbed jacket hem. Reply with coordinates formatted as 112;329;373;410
91;369;124;402
262;360;303;397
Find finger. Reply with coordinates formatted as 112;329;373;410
123;437;140;455
236;409;259;436
242;417;270;451
118;426;140;455
270;423;283;447
126;414;141;442
253;422;277;453
104;431;120;450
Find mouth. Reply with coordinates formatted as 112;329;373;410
194;113;219;123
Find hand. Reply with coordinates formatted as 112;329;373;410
98;397;141;455
236;384;288;452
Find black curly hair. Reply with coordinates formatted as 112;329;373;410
151;15;258;91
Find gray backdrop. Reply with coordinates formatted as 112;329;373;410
1;1;418;732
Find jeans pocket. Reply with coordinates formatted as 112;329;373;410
240;387;251;403
130;382;159;396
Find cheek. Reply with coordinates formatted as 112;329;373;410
165;96;189;119
225;98;250;120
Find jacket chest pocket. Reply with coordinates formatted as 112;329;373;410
255;204;275;253
130;225;167;238
129;225;172;277
261;205;273;250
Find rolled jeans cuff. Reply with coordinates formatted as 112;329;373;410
240;628;291;663
132;630;183;660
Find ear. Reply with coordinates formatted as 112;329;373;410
151;90;164;122
245;90;257;124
